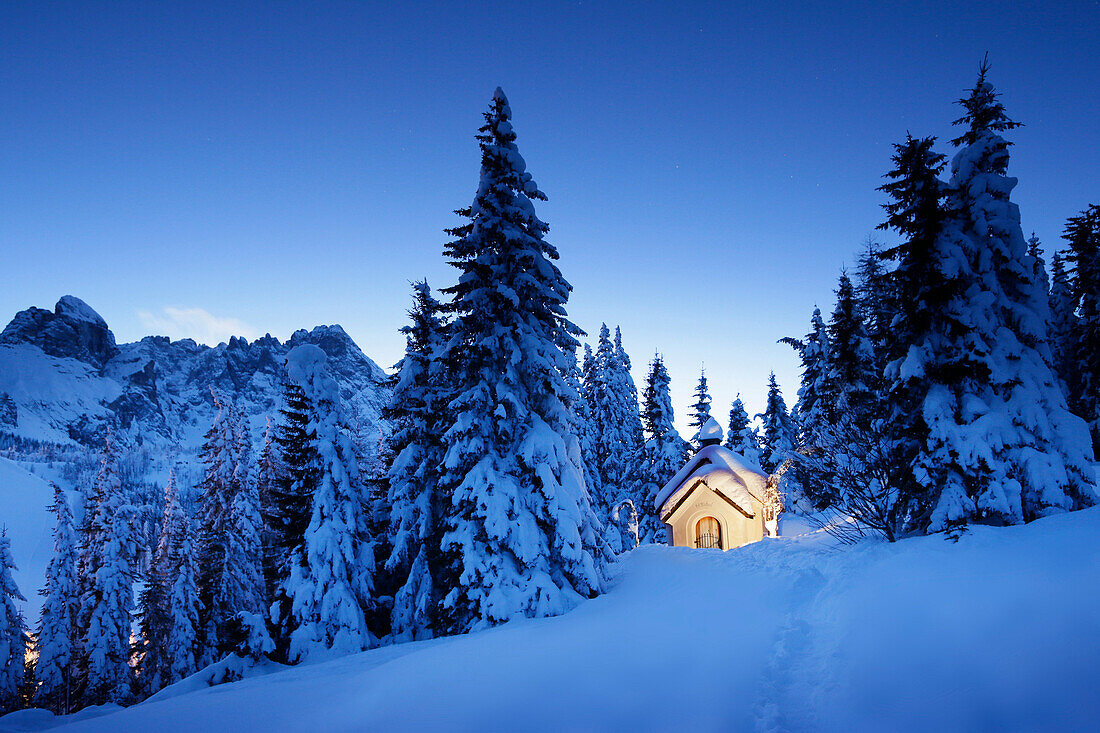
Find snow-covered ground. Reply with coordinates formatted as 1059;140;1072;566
6;503;1098;732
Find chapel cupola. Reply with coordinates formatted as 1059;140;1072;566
696;416;723;449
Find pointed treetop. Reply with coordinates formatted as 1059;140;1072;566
951;56;1021;148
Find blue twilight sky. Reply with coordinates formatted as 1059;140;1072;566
2;1;1098;427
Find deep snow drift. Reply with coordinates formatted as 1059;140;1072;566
8;505;1098;732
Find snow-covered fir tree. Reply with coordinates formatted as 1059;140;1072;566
566;345;599;510
1048;251;1080;400
196;392;266;663
137;471;201;695
584;324;644;551
0;528;28;714
268;373;318;659
782;308;833;447
158;472;202;686
33;483;79;713
687;368;713;443
1063;204;1100;456
875;133;952;532
879;65;1094;534
756;373;797;475
254;417;282;600
384;280;448;641
724;396;762;467
637;354;688;542
280;345;375;660
927;62;1095;527
75;434;137;707
827;273;879;425
578;343;603;506
854;237;894;352
606;327;645;550
434;88;606;634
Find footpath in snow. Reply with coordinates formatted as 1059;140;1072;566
5;505;1098;732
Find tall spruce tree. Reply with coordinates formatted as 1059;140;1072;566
875;133;952;533
584;324;644;550
724;396;762;467
1048;251;1080;399
385;280;448;641
929;61;1095;527
137;471;201;695
434;88;606;633
34;483;79;714
281;345;375;660
1063;204;1100;456
827;273;879;424
164;500;201;685
0;528;28;714
756;373;797;475
587;324;634;532
605;327;646;551
255;417;282;601
854;237;894;352
578;344;603;506
639;354;689;542
76;434;137;707
781;309;832;506
196;393;266;663
268;375;318;660
782;308;833;447
688;368;713;443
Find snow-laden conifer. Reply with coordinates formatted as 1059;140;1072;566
757;373;797;475
268;375;317;659
76;434;137;707
637;354;689;541
578;344;603;505
137;471;202;694
385;281;447;640
435;88;606;633
33;483;79;713
782;308;833;447
1048;252;1079;400
281;345;375;660
161;474;202;685
925;62;1095;527
585;325;644;550
255;417;282;600
687;368;713;443
0;528;28;714
875;133;952;531
196;393;266;662
1063;204;1100;456
827;273;880;424
854;237;894;351
724;396;762;467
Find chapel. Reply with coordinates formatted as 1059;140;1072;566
654;417;779;549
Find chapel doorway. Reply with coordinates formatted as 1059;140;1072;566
695;516;721;549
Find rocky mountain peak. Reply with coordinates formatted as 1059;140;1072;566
0;295;118;367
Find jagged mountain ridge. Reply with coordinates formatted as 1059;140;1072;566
0;296;390;451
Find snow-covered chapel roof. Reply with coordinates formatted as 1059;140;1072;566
654;444;767;517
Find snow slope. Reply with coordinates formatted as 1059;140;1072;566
0;458;56;627
12;507;1099;732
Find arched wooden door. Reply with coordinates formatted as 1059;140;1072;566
695;516;721;549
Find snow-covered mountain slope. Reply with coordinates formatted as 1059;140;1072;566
16;507;1100;733
0;458;56;627
0;297;389;450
